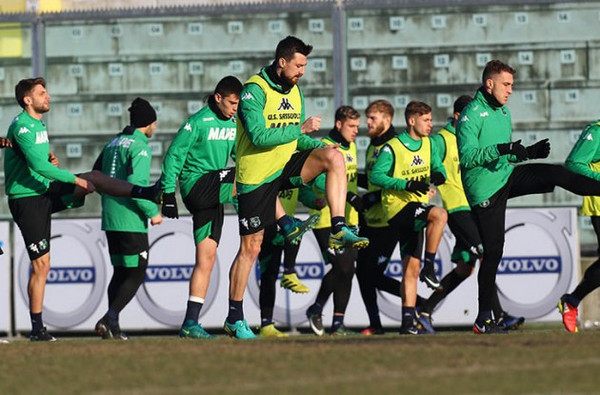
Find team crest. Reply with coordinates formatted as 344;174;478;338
249;216;261;229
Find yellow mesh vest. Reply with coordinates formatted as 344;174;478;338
582;160;600;216
309;139;359;228
436;129;470;212
235;75;302;185
278;188;299;216
382;137;431;221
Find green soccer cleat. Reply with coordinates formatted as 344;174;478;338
179;320;216;339
282;214;320;245
259;324;289;338
328;226;369;250
224;319;256;340
280;272;310;293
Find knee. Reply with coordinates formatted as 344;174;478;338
322;147;344;169
455;262;473;279
429;207;448;226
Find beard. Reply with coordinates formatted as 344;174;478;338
368;122;385;138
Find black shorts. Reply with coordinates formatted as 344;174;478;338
447;210;483;265
106;231;149;268
358;225;398;269
183;168;234;243
388;202;431;258
9;182;80;260
238;149;313;235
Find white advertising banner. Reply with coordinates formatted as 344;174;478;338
0;222;10;333
12;207;579;332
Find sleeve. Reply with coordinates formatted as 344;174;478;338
565;126;600;181
297;134;326;150
14;127;75;183
456;111;503;169
298;185;321;209
128;141;159;217
430;139;448;179
430;133;446;162
369;144;407;191
237;83;303;147
160;121;196;194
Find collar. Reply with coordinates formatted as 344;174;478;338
328;127;350;148
371;125;397;146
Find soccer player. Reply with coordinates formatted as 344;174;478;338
559;119;600;332
258;185;325;337
225;36;368;339
5;78;160;341
305;105;363;336
160;76;242;339
93;97;162;340
417;95;524;333
370;101;448;334
457;59;600;334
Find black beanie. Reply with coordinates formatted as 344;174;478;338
129;97;157;128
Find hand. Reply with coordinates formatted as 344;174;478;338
0;138;12;148
314;197;326;210
526;138;550;159
74;176;96;193
405;180;429;196
161;192;179;219
48;152;59;167
300;115;321;134
497;139;528;161
346;191;363;212
428;188;437;199
430;172;445;186
150;214;163;226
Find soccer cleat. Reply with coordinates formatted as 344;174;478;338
419;264;443;291
328;226;370;250
473;319;507;335
497;314;525;331
360;326;385;336
399;325;421;335
30;327;56;342
95;317;128;340
330;325;352;336
416;311;436;334
259;324;289;338
223;319;256;339
306;308;324;336
280;273;310;293
180;320;216;339
282;214;320;245
558;295;579;333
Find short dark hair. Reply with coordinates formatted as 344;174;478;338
404;101;432;124
334;105;360;123
275;36;313;62
453;95;473;114
482;60;516;85
365;99;394;119
215;75;243;97
15;77;45;109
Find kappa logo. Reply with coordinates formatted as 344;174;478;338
345;153;354;163
480;111;489;118
242;92;253;101
586;133;593;141
140;250;148;260
277;98;295;111
377;255;388;265
219;169;231;181
411;155;424;166
138;150;148;157
184;123;192;132
459;115;469;123
240;218;249;230
414;206;426;218
18;127;30;135
28;243;39;254
382;145;391;154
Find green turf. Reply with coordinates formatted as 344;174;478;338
2;326;598;394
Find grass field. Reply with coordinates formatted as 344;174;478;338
1;325;598;394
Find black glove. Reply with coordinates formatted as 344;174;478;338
430;172;446;186
497;139;528;161
526;138;550;159
161;192;179;219
346;191;363;212
362;190;382;211
405;180;429;196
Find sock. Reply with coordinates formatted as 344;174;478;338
183;297;204;324
30;312;43;333
476;310;493;323
261;318;273;327
227;299;244;324
277;215;294;233
366;306;382;329
332;314;344;331
564;293;581;308
401;307;415;328
331;216;345;233
424;251;436;269
106;308;119;328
